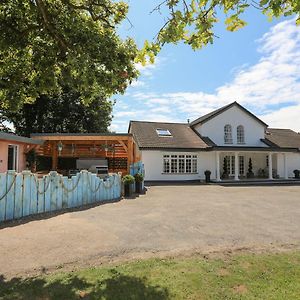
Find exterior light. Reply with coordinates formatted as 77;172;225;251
57;141;63;155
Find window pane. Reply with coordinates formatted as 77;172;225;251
192;158;197;173
224;125;233;144
163;156;170;173
237;125;245;144
179;158;185;173
171;157;178;173
156;128;172;136
186;158;191;173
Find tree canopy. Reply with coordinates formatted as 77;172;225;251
1;88;113;136
0;0;299;112
138;0;300;63
0;0;138;111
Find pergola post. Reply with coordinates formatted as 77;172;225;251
51;142;58;170
127;137;133;175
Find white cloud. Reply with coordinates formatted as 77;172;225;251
260;104;300;132
112;18;300;132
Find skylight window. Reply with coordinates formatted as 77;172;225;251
156;128;172;137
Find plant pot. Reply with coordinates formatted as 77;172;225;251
135;181;143;193
293;170;300;179
222;173;229;179
204;172;211;183
124;183;134;197
247;172;254;179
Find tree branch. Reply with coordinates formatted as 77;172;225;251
35;0;69;54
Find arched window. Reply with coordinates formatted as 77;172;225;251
237;125;245;144
224;124;233;144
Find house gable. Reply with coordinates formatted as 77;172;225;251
190;101;268;127
192;103;267;147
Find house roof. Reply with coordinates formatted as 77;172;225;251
31;133;130;137
129;121;210;150
190;101;268;127
0;132;43;145
264;128;300;149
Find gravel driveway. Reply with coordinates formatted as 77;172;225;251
1;184;300;277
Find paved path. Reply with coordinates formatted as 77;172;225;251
0;185;300;277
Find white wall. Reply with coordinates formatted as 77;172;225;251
285;153;300;178
141;150;216;181
141;149;300;181
194;105;267;147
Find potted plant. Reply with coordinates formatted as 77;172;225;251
122;174;135;197
293;169;300;179
204;170;211;183
222;157;229;179
134;173;144;193
247;158;254;178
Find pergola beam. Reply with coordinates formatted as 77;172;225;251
32;135;132;141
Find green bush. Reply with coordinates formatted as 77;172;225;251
134;173;144;182
122;175;135;185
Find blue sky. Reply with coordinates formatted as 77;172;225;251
111;2;300;132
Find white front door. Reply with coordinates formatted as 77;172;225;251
239;155;245;176
225;155;235;175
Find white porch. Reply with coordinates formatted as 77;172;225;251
215;151;289;181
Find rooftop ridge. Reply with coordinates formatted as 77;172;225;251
129;120;188;125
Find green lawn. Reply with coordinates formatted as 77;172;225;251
1;251;300;300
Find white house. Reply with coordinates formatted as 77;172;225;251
129;102;300;181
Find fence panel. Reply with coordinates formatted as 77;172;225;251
30;174;38;215
22;171;32;217
5;171;16;221
0;173;6;222
0;171;121;222
14;173;23;219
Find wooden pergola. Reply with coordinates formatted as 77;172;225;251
31;133;139;174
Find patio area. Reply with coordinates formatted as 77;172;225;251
30;133;140;176
215;150;290;181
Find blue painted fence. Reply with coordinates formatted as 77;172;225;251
130;161;145;177
130;161;145;191
0;170;121;222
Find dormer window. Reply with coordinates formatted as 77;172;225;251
224;124;233;144
156;128;172;137
237;125;245;144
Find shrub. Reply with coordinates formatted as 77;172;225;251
122;175;135;185
134;173;144;182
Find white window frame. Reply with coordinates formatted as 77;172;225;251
224;124;233;144
156;128;172;137
7;144;19;171
162;154;197;174
237;125;245;144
